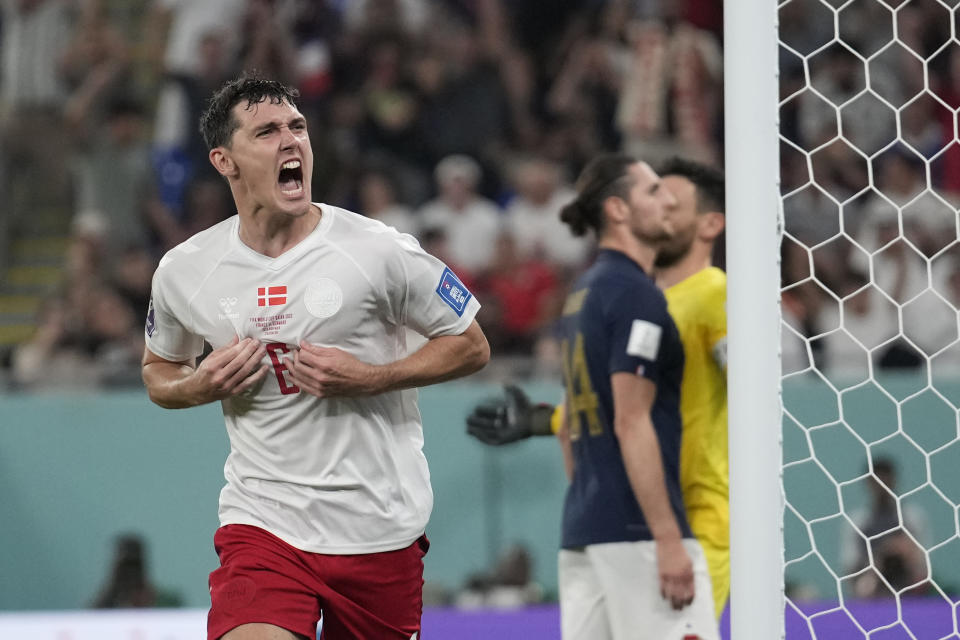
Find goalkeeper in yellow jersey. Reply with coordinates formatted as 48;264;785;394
467;157;729;619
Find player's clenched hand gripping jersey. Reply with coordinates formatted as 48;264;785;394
146;205;480;554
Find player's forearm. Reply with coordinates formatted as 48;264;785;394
616;413;684;542
556;410;575;481
374;322;490;393
142;361;204;409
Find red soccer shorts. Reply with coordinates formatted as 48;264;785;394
208;524;429;640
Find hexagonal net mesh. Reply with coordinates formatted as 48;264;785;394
778;0;960;636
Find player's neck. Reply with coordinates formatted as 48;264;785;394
238;203;321;258
656;244;714;289
598;236;657;274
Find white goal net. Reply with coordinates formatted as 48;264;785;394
776;0;960;637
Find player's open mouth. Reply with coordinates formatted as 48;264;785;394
278;159;304;197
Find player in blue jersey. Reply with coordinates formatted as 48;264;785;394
553;154;717;640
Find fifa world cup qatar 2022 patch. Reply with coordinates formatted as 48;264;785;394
436;267;472;316
626;318;662;360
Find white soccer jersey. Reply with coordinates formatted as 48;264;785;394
145;204;480;554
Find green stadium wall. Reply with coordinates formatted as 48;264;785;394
1;374;957;610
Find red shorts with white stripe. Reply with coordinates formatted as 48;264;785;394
208;524;428;640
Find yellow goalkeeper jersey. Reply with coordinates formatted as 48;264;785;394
665;266;728;616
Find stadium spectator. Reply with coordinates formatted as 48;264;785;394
340;0;429;38
616;11;722;165
475;231;562;355
0;0;73;268
409;15;511;169
174;175;234;241
59;0;133;137
81;283;145;387
356;169;419;236
142;0;245;78
91;533;182;608
455;544;544;610
798;44;895;155
840;458;931;599
819;271;898;381
416;226;477;295
71;96;179;254
356;38;424;167
236;0;298;87
503;156;588;274
848;179;930;373
10;296;98;390
12;212;144;390
933;46;960;193
418;154;503;278
151;27;237;210
545;5;627;156
111;245;156;319
781;286;814;377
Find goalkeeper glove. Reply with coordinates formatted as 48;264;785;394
466;384;555;445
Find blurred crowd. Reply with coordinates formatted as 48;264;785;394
11;0;958;392
0;0;724;390
780;0;960;382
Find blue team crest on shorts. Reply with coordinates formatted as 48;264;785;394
436;267;472;316
145;296;157;337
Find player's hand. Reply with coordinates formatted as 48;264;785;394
655;537;695;610
466;385;548;445
189;336;269;402
285;342;380;398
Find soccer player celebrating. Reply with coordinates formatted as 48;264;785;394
468;157;729;620
141;76;489;640
554;154;717;639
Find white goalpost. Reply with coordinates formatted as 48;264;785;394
726;1;785;639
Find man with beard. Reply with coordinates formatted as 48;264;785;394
468;157;728;625
551;153;716;639
654;157;728;619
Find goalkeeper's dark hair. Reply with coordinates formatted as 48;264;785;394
559;153;637;237
657;156;725;214
200;74;301;151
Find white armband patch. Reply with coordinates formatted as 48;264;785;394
626;319;662;360
713;337;728;370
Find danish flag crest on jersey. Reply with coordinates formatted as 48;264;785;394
258;285;287;306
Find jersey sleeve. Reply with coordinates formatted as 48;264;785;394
384;232;480;338
605;285;672;383
703;276;728;371
144;264;205;362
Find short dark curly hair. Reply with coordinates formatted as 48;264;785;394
656;156;725;214
199;75;301;151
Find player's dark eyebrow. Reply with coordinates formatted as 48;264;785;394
253;121;279;134
253;116;306;134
